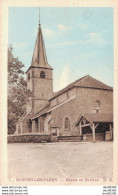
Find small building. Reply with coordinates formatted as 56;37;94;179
75;113;113;142
15;21;113;142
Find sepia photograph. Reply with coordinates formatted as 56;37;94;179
1;4;117;185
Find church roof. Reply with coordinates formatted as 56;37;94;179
50;75;113;100
31;75;113;120
26;24;52;73
31;95;76;120
75;113;113;126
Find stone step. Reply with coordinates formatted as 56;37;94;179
58;140;81;142
58;136;82;142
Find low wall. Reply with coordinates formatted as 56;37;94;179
8;134;51;143
84;133;105;142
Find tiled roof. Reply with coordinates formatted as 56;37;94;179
31;105;50;120
75;113;113;126
75;75;113;90
50;75;88;100
50;75;113;100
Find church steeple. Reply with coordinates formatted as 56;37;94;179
31;25;50;68
26;11;53;115
31;12;52;69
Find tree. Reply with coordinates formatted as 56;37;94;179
8;45;27;134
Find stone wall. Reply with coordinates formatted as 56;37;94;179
76;87;113;114
50;88;113;136
83;133;105;142
8;134;51;143
26;66;53;115
58;92;67;104
50;88;76;107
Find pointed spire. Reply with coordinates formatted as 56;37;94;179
31;10;52;69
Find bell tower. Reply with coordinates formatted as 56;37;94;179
26;20;53;115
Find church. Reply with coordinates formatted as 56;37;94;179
15;21;113;142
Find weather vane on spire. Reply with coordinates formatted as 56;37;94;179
39;7;41;26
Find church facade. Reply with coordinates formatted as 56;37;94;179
15;22;113;142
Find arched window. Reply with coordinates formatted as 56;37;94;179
40;71;45;78
64;117;70;130
28;73;30;80
95;100;100;107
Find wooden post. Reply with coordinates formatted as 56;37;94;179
32;120;36;132
57;128;59;136
92;123;96;143
110;124;113;140
79;121;82;136
110;124;111;131
38;118;40;132
16;124;18;134
20;122;23;134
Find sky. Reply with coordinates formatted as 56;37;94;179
8;7;113;92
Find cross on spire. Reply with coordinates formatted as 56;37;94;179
39;8;40;26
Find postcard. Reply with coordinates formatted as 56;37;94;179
0;0;118;186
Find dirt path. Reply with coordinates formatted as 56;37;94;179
8;142;113;179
